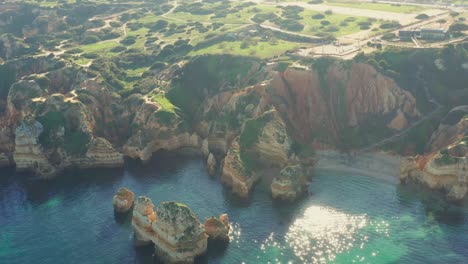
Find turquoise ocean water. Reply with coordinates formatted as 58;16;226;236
0;153;467;264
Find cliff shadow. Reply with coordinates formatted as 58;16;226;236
124;150;203;183
396;183;467;225
9;167;125;206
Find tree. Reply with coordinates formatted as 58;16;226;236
436;19;447;26
449;23;468;32
415;14;429;20
381;33;396;40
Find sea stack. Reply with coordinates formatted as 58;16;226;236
271;164;308;201
132;198;208;263
204;214;230;241
207;153;216;176
112;187;135;213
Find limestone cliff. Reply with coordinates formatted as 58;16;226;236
268;62;420;148
401;151;467;200
132;197;208;263
221;140;254;198
1;54;438;203
13;117;56;177
400;107;467;200
427;106;468;152
221;110;299;198
81;137;123;168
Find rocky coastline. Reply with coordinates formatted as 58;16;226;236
400;106;467;201
0;54;465;201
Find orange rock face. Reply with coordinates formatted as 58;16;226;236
112;187;135;213
268;64;420;145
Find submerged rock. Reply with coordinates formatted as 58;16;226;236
132;198;208;263
113;187;135;213
204;214;230;241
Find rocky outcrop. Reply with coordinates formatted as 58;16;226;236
204;214;230;241
124;132;201;162
400;153;467;201
268;63;420;147
132;196;157;246
113;187;135;213
207;153;216;176
13;117;56;177
82;137;123;168
271;164;308;201
427;106;468;152
221;140;254;199
132;198;208;263
221;110;301;198
388;109;409;131
400;106;467;201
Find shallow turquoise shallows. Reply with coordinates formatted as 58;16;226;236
0;153;467;264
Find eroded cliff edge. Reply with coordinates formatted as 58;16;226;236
400;106;467;201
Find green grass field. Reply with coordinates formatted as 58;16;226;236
79;41;120;55
190;39;299;59
300;10;383;37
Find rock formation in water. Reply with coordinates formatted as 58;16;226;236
221;110;300;198
400;106;468;200
206;153;216;176
132;196;156;246
204;214;230;241
271;164;308;201
113;187;135;213
132;197;208;263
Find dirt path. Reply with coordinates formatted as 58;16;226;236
259;23;323;39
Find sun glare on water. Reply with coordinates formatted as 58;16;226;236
285;206;369;263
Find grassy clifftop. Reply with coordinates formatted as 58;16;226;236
167;54;265;120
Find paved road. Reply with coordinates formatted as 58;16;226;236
256;0;446;25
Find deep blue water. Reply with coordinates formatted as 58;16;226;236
0;153;467;264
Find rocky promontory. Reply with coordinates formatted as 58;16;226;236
400;106;468;201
